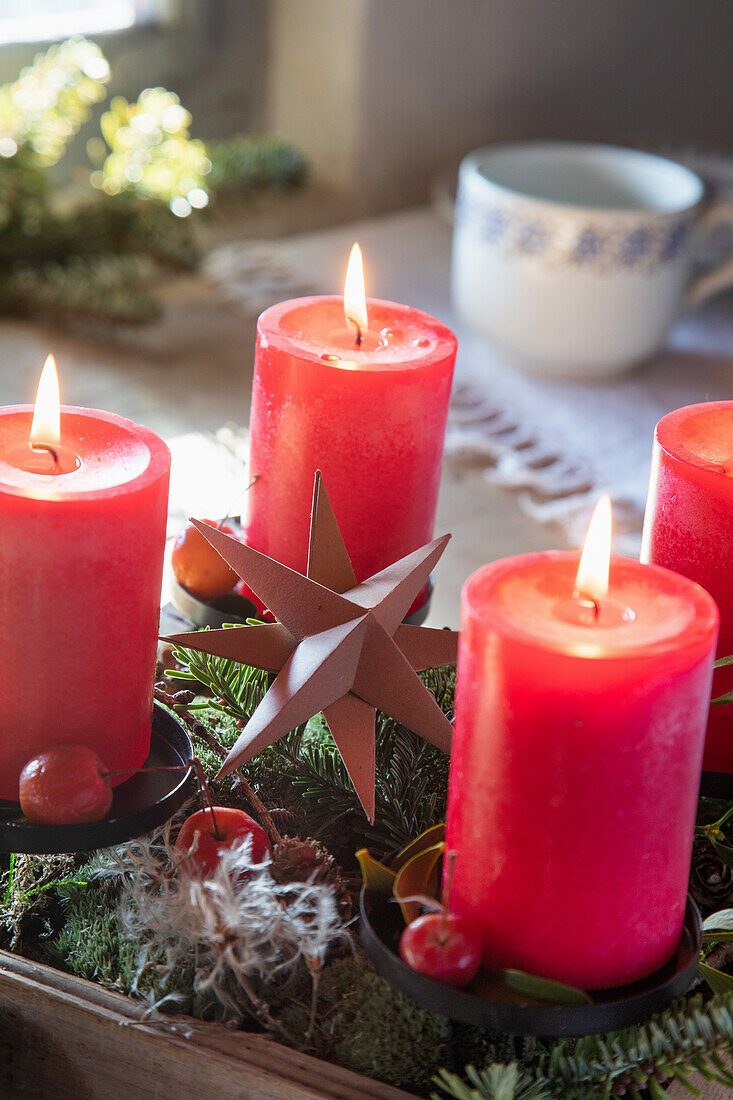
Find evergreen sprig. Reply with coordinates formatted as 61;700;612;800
170;626;272;723
168;636;453;860
434;992;733;1099
433;1064;552;1100
206;136;307;194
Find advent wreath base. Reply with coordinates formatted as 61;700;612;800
0;950;727;1100
3;643;733;1100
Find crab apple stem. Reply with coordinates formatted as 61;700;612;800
193;757;223;840
152;685;282;844
100;764;192;779
216;474;261;530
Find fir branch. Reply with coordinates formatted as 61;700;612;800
1;254;161;324
168;633;272;723
433;1064;552;1100
167;639;453;861
206;136;307;194
542;994;733;1096
437;994;733;1099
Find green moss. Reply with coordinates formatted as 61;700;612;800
48;877;202;1014
318;953;451;1094
49;880;132;985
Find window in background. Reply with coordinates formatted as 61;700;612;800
0;1;165;46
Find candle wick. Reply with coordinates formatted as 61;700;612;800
30;442;59;464
574;590;600;619
346;316;363;347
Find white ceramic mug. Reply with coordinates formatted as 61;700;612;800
452;142;733;378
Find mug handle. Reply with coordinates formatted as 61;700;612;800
685;201;733;308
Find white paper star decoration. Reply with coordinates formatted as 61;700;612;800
165;472;457;821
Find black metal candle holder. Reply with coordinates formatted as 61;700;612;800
360;888;702;1037
0;703;194;854
170;511;435;633
169;575;260;628
171;574;434;630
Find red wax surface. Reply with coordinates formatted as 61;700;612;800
642;402;733;772
0;406;170;800
445;553;718;989
245;297;456;581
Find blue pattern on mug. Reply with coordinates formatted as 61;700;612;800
662;223;688;260
518;223;547;254
456;187;693;271
574;230;604;262
621;228;651;265
482;208;507;241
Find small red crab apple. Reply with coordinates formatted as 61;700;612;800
174;806;271;876
19;745;114;825
398;850;481;988
399;911;482;988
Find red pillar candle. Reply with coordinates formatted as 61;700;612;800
0;359;170;800
445;500;718;990
642;402;733;772
245;247;456;584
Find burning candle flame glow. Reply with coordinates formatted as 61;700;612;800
30;354;61;448
344;242;368;341
575;494;612;602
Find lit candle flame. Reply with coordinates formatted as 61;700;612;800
344;242;368;342
30;354;61;448
574;495;612;602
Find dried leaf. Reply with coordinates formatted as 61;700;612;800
356;848;396;894
393;841;445;924
393;823;446;873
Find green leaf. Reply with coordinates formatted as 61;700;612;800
500;969;592;1006
469;968;591;1007
714;654;733;669
711;691;733;706
703;931;733;945
711;839;733;868
699;960;733;995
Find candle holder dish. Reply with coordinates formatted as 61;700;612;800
169;575;260;628
359;887;702;1038
170;514;435;630
171;574;434;629
0;703;194;854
